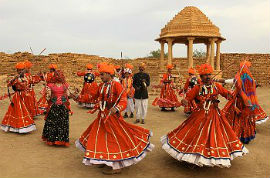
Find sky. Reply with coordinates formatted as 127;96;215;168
0;0;269;58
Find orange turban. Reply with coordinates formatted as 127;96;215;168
114;65;121;69
166;64;173;69
98;63;114;75
240;60;251;68
188;68;196;74
86;64;93;69
97;62;108;69
15;62;25;69
196;64;213;75
139;62;146;68
48;64;58;69
125;63;134;69
24;60;33;68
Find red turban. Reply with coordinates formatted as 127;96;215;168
86;64;93;69
16;62;25;69
24;60;33;69
98;63;115;75
196;64;213;75
125;63;134;69
114;65;121;69
188;68;196;74
48;64;58;69
166;64;173;69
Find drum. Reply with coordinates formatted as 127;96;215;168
189;77;198;88
84;73;95;83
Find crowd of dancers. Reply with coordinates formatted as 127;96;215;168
0;59;268;174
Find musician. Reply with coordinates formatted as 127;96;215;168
76;64;99;108
133;62;150;124
179;68;201;115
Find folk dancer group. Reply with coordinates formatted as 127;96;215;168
0;59;268;174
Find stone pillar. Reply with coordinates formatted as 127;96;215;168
206;42;210;63
209;38;217;69
216;40;221;70
187;37;195;68
167;38;174;65
159;41;165;70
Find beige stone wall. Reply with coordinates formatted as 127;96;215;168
0;52;269;91
220;53;270;86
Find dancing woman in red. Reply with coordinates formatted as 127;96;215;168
76;64;99;108
221;61;268;143
152;64;180;111
42;70;71;146
37;64;57;114
1;62;36;133
75;63;154;175
161;64;248;168
24;60;42;117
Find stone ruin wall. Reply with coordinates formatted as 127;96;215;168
220;53;270;86
0;52;269;93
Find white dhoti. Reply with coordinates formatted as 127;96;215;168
135;99;148;120
125;98;135;113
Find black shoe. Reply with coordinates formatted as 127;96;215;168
171;107;175;111
134;119;140;124
130;112;134;118
161;107;166;111
123;113;128;118
141;120;145;124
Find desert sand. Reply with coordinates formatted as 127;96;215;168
0;86;269;178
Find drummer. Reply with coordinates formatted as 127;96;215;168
76;64;99;108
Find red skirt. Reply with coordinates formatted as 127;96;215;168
161;105;248;167
76;111;154;170
184;99;197;115
24;89;41;117
223;98;256;144
254;105;268;124
77;82;99;108
1;92;36;133
183;87;197;115
37;89;49;115
152;86;180;108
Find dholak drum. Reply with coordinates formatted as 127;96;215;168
189;77;198;88
84;73;95;83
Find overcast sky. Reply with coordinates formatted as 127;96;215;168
0;0;269;58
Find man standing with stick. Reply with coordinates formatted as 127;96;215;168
133;62;150;124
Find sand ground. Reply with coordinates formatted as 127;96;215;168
0;86;269;178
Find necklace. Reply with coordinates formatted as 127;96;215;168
99;82;112;111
